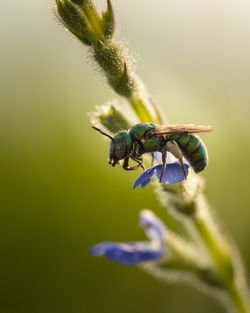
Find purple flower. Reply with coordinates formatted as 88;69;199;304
90;210;167;266
140;209;166;246
133;153;190;190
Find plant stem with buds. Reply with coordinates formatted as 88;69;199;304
55;1;250;312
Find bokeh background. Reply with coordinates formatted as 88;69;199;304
1;1;250;312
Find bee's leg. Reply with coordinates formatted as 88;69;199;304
166;141;187;179
121;157;142;171
151;153;155;167
129;144;144;171
131;156;145;172
178;158;187;179
159;151;167;183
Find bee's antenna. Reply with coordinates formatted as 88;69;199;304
92;126;114;142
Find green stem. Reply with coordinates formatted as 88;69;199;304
194;215;250;313
227;281;250;313
129;97;162;124
129;97;155;123
162;231;224;288
194;216;233;280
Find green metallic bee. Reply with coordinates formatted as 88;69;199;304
93;123;212;182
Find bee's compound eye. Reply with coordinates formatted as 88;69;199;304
115;138;127;160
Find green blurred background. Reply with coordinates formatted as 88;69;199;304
1;1;250;312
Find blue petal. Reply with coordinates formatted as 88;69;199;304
153;152;162;164
140;210;167;243
133;161;190;189
141;178;152;188
90;242;116;256
90;242;165;266
156;162;189;184
133;167;156;190
154;152;177;164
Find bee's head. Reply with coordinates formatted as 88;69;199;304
109;131;133;166
92;127;133;167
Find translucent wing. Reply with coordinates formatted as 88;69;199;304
147;124;213;137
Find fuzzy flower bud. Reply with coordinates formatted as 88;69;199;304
93;42;138;98
102;0;115;38
90;101;133;134
55;0;115;45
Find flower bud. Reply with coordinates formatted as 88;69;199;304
102;0;115;38
90;101;132;134
56;0;93;45
55;0;115;45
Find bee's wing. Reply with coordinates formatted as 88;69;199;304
147;124;213;137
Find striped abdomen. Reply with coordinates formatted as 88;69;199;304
169;133;208;173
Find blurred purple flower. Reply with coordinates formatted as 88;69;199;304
90;210;167;266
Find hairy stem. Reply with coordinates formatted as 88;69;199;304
194;213;250;313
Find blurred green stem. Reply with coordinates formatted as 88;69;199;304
228;282;250;313
129;97;162;124
194;216;250;313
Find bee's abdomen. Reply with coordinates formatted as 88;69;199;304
169;134;208;173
